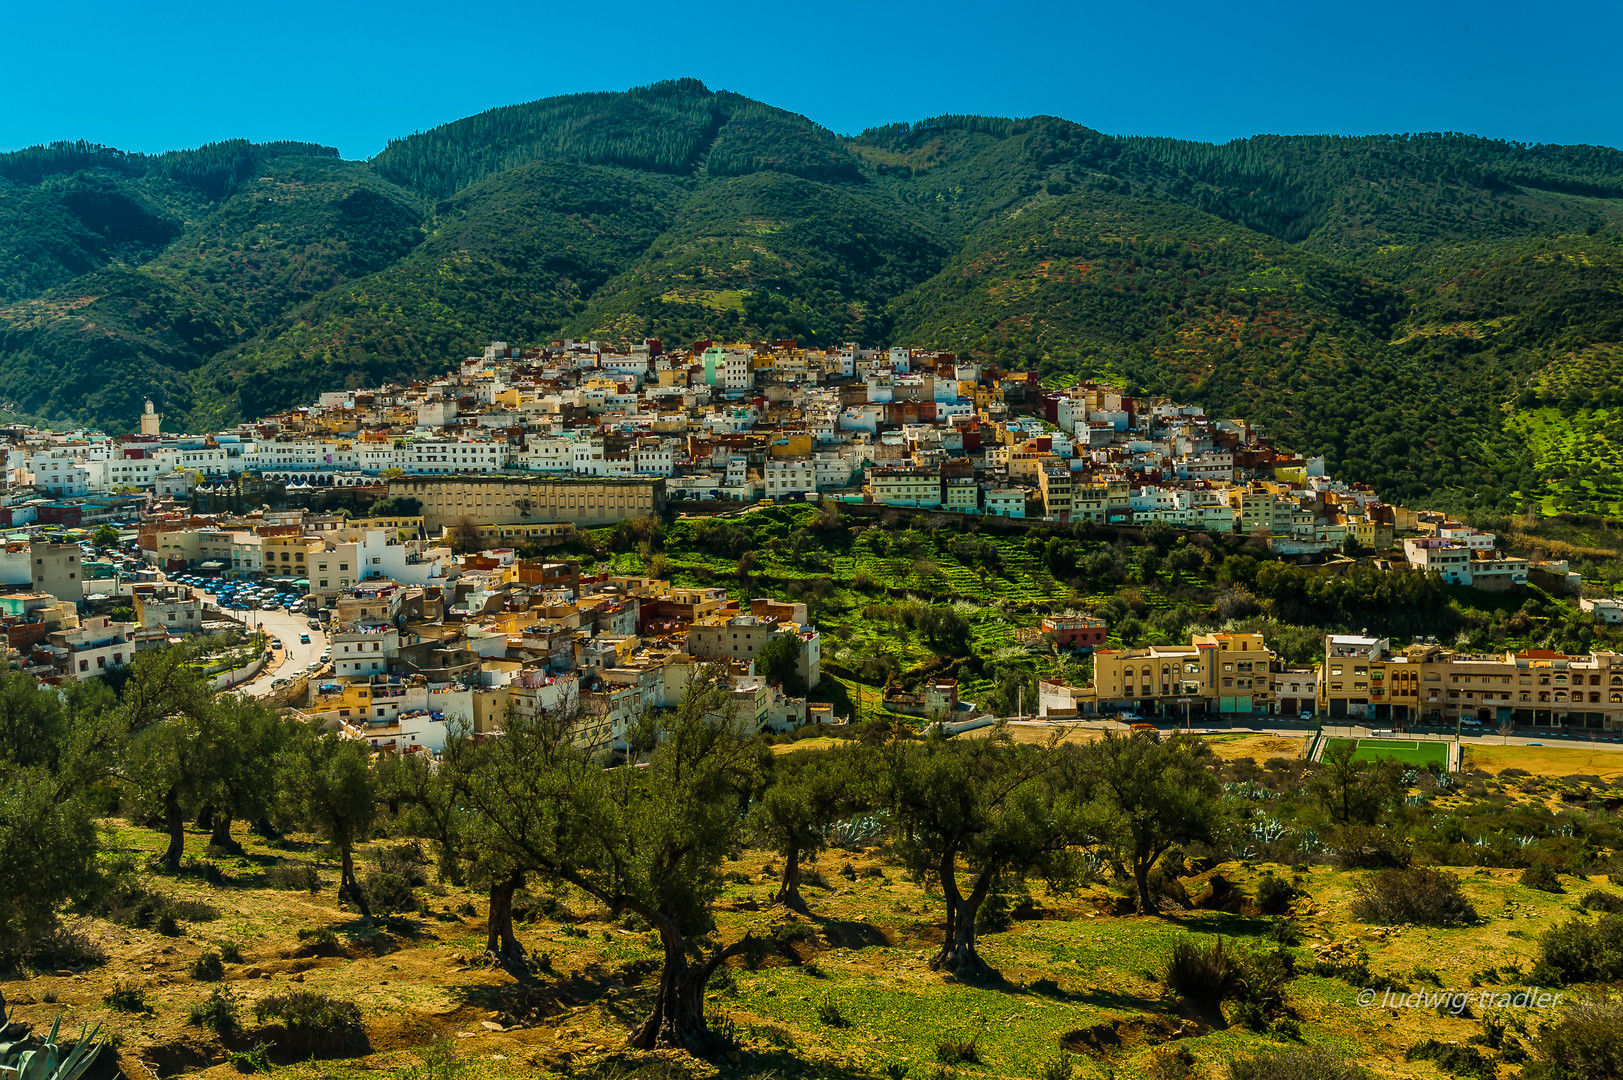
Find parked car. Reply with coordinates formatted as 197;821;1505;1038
306;661;322;672
1298;710;1313;721
270;638;283;649
308;619;321;630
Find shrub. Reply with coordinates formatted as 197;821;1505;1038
1334;827;1411;869
185;855;227;881
1165;936;1241;1012
976;891;1014;933
104;981;153;1013
935;1035;980;1066
360;871;419;916
1521;863;1566;894
1534;913;1623;985
265;861;321;893
189;985;241;1036
1227;1045;1371;1080
1520;997;1623;1080
1146;1046;1202;1080
296;926;342;954
374;843;429;887
191;950;225;981
1406;1039;1495;1080
218;941;244;964
815;997;849;1028
1349;867;1477;926
1257;874;1296;916
1577;890;1623;914
1038;1051;1074;1080
253;990;365;1051
227;1042;272;1074
11;923;107;970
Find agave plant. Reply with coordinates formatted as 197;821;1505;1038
0;995;108;1080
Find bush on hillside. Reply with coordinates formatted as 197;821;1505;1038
253;990;365;1052
1349;867;1477;926
1577;890;1623;914
1227;1045;1371;1080
264;860;321;893
1257;873;1297;915
1520;863;1566;893
1520;997;1623;1080
1333;826;1410;869
1534;913;1623;985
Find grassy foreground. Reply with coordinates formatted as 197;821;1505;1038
2;802;1611;1080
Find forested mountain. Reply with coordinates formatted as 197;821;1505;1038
3;81;1622;513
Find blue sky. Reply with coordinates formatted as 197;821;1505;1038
5;0;1621;157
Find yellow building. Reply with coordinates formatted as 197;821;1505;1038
389;477;665;531
1323;635;1623;731
1091;631;1274;717
262;534;325;576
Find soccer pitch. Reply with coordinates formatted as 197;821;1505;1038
1326;737;1450;768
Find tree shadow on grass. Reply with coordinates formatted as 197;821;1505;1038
450;959;657;1026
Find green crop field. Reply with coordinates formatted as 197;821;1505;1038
1327;737;1450;768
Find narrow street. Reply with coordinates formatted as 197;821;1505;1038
186;581;328;697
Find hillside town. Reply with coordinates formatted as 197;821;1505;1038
0;337;1616;744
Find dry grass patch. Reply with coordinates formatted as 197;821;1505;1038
1463;743;1623;779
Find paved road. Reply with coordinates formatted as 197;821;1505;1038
190;583;327;696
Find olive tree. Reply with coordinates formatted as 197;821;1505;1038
276;723;378;916
748;743;871;913
1071;731;1222;914
455;666;764;1050
883;726;1077;979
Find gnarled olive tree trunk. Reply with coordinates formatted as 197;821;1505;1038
161;788;185;871
337;842;370;918
484;871;528;970
210;809;244;856
772;846;809;914
929;852;996;981
628;911;754;1052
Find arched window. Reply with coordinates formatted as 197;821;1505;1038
1555;692;1567;703
1162;665;1171;676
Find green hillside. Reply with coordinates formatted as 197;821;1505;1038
3;82;1623;514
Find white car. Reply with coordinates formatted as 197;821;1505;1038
306;661;323;672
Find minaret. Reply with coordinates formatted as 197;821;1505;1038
141;398;162;436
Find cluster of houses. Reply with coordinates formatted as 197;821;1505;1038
0;338;1591;581
0;339;1420;543
295;561;826;756
2;337;1618;734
